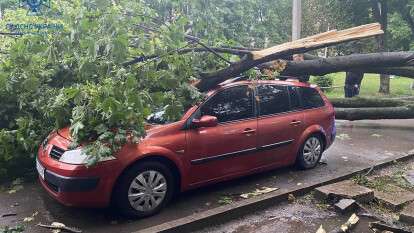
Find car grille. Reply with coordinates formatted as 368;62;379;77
49;146;65;160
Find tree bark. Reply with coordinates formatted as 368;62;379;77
371;0;390;94
344;72;364;98
335;106;414;120
330;97;406;108
260;52;414;77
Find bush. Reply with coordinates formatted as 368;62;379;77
313;75;334;92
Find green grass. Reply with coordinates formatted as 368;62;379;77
310;73;414;98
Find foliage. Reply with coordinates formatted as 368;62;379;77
0;0;206;179
0;0;293;180
0;224;25;233
303;0;414;55
313;75;333;92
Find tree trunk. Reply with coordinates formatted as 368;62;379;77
335;106;414;120
379;74;390;94
372;0;390;94
344;72;364;98
329;97;407;108
260;52;414;77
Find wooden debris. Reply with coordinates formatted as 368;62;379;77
316;225;327;233
1;213;17;217
37;222;82;233
340;213;359;232
288;193;296;203
240;187;278;199
369;221;411;233
251;23;383;60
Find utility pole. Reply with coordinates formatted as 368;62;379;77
292;0;302;41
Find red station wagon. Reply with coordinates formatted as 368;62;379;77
36;79;336;217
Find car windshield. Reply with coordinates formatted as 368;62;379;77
146;104;196;125
147;109;169;124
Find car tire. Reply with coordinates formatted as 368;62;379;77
114;161;175;218
296;135;324;170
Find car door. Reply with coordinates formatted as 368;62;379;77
186;85;259;185
256;84;305;166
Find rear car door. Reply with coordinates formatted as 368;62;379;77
186;85;259;185
256;84;305;166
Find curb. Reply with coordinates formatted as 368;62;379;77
136;151;414;233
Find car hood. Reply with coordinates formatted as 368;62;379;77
56;122;180;141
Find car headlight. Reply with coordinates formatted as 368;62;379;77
59;149;116;165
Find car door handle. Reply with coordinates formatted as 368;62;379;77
242;128;256;134
290;120;302;126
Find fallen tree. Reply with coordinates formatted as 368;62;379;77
195;23;385;91
330;97;414;120
127;23;413;93
335;106;414;121
126;22;414;120
329;97;407;108
258;52;414;78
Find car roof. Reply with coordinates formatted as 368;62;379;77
206;79;316;96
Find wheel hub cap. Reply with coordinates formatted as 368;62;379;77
128;170;167;212
303;137;321;165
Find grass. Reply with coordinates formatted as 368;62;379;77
310;73;414;99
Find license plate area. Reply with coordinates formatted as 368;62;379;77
36;159;45;180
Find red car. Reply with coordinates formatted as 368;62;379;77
37;79;336;217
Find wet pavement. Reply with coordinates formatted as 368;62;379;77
194;197;378;233
1;120;413;232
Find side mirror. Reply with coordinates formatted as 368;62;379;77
192;115;218;128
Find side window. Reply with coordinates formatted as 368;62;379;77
299;87;325;109
200;85;254;123
288;86;301;110
258;85;290;116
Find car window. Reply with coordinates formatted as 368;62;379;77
257;85;290;116
200;85;254;123
288;86;301;110
299;87;325;109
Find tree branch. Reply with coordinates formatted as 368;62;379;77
275;52;414;77
122;46;252;66
196;23;384;91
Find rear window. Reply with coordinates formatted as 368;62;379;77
298;87;325;109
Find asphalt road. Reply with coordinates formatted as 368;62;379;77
1;120;413;233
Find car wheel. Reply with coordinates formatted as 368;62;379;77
114;161;175;218
296;135;323;169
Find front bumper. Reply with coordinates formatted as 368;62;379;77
42;169;99;193
37;137;122;207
